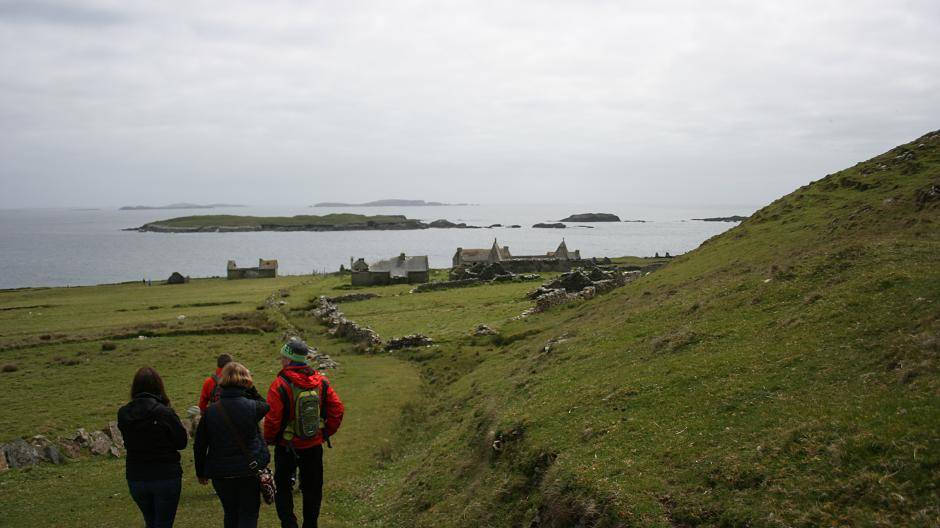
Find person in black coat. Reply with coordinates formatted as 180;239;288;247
194;362;270;528
117;366;189;528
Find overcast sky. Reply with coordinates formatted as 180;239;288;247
1;0;938;209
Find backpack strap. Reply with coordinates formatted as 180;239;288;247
320;378;332;449
216;400;260;473
276;372;293;443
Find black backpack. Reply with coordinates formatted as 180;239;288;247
209;374;223;404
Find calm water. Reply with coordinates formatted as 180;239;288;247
0;204;755;289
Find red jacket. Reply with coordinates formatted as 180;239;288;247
264;365;344;449
198;368;223;413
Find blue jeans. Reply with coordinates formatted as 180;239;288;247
212;476;261;528
128;478;182;528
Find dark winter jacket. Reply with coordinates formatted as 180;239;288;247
194;385;270;479
117;392;189;481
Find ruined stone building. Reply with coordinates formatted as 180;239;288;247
351;253;429;286
227;258;278;279
453;239;581;272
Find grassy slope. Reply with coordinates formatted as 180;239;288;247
143;213;417;228
1;132;937;527
360;132;940;527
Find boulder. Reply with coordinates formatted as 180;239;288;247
559;213;621;222
88;430;113;456
473;324;497;336
30;435;54;461
57;438;82;459
72;427;91;446
105;421;124;449
42;445;64;465
3;438;40;468
546;270;594;292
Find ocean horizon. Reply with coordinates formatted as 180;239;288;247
0;203;756;289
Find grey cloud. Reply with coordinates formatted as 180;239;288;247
0;1;938;208
0;0;128;27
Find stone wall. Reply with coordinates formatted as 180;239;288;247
518;267;642;317
311;296;383;349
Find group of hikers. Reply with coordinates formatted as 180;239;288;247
116;339;345;528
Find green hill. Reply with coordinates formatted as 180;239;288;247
362;131;939;526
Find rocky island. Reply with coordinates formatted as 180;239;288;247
313;199;469;207
120;202;245;210
559;213;621;222
692;215;749;222
129;213;434;232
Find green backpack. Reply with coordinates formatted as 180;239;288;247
278;373;329;442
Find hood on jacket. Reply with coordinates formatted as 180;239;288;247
119;393;167;424
280;365;322;388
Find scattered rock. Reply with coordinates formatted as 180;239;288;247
385;334;433;350
42;445;64;464
473;324;497;336
3;438;40;469
327;292;379;303
105;421;124;449
57;438;82;459
544;270;594;292
88;431;113;456
72;428;91;446
692;215;748;222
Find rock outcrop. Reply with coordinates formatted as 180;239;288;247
559;213;621;222
3;438;40;469
533;222;566;229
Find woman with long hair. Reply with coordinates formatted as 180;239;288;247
117;366;188;528
193;361;270;528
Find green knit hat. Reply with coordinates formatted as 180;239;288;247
280;340;309;363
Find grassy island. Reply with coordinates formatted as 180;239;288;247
131;213;430;232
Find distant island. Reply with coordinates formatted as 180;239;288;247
693;215;749;222
129;213;462;233
312;199;470;207
120;203;246;211
559;213;621;222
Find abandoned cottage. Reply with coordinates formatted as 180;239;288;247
453;239;581;272
351;253;430;286
227;258;278;279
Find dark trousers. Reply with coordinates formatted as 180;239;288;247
212;476;261;528
274;444;324;528
128;477;182;528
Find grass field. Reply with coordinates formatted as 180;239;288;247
2;131;939;527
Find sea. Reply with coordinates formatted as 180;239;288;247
0;204;757;289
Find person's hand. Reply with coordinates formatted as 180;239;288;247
198;477;209;485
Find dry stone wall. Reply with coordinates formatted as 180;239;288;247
311;296;383;349
519;267;642;317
